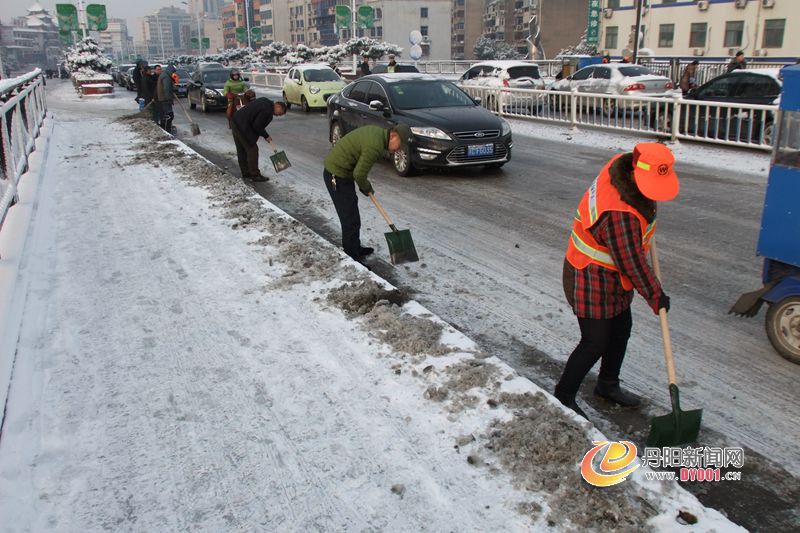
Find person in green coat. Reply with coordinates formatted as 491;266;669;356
224;69;249;127
323;124;410;260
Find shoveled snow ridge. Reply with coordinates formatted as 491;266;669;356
114;116;741;532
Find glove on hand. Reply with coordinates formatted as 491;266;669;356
359;183;374;196
658;292;670;313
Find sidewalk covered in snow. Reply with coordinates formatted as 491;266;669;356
0;86;740;531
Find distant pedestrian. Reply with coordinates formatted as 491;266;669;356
231;95;286;181
322;125;409;261
358;56;371;77
155;64;177;133
141;66;157;118
387;54;398;73
329;61;342;76
726;51;746;73
555;143;679;418
679;60;699;94
133;60;146;103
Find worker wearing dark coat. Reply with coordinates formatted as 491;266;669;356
555;143;679;418
231;96;286;181
155;64;176;132
322;125;409;260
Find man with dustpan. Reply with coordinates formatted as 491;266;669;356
555;143;679;420
231;93;287;182
323;124;414;264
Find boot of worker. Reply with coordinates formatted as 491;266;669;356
553;388;588;420
594;379;641;407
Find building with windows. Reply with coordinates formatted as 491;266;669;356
222;0;267;49
141;7;192;58
600;0;796;60
98;18;133;62
482;0;591;59
0;2;62;71
452;0;483;59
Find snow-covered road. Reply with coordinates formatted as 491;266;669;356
0;83;740;531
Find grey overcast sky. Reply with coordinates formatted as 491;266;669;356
1;0;185;40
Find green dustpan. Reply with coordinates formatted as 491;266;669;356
647;241;703;448
267;140;291;172
369;193;419;265
647;384;703;447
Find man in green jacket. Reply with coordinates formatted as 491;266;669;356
323;124;408;260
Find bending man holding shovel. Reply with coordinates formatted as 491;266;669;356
555;143;679;418
231;95;287;182
323;125;409;262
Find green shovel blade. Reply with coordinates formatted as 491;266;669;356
270;150;291;172
646;384;703;448
384;226;418;265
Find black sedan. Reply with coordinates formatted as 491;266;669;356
327;74;512;176
174;68;191;98
188;68;231;112
682;69;781;144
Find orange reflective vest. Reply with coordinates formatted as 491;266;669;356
565;155;656;291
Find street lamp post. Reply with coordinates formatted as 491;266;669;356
244;0;252;49
155;14;166;59
181;1;204;56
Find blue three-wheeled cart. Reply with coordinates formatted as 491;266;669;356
731;65;800;364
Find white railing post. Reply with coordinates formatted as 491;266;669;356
570;88;578;129
670;92;682;144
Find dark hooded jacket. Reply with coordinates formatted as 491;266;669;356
156;65;176;102
232;97;275;146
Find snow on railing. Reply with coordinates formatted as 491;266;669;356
1;69;47;235
458;84;777;151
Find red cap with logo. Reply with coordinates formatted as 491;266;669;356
632;143;679;201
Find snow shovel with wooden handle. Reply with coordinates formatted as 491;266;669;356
174;97;200;136
266;139;291;172
646;238;703;448
368;193;419;265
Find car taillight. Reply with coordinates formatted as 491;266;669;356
665;81;674;89
502;79;509;87
623;83;646;91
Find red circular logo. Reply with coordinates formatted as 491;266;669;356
657;164;669;176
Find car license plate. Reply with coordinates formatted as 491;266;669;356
467;143;494;157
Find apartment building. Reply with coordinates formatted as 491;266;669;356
600;0;797;59
141;7;192;58
222;0;266;49
452;0;484;59
98;18;132;61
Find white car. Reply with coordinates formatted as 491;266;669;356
459;61;546;90
550;63;677;114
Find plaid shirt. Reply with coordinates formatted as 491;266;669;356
565;211;663;319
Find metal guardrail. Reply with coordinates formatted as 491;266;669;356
249;64;775;151
1;69;48;234
458;85;776;151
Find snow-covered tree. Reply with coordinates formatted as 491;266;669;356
556;31;597;57
259;41;292;62
63;38;112;74
473;36;522;60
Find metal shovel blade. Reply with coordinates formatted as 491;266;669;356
269;150;291;173
646;384;703;448
384;226;419;265
190;123;201;136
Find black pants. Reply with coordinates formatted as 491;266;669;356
324;169;361;258
158;102;174;132
555;307;633;399
232;125;260;178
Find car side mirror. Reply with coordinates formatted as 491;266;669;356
369;100;384;111
244;77;250;82
472;96;482;105
295;79;302;85
566;75;573;81
687;87;698;96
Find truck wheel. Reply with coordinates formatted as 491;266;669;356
765;296;800;364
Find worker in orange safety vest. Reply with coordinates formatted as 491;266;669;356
555;143;680;418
